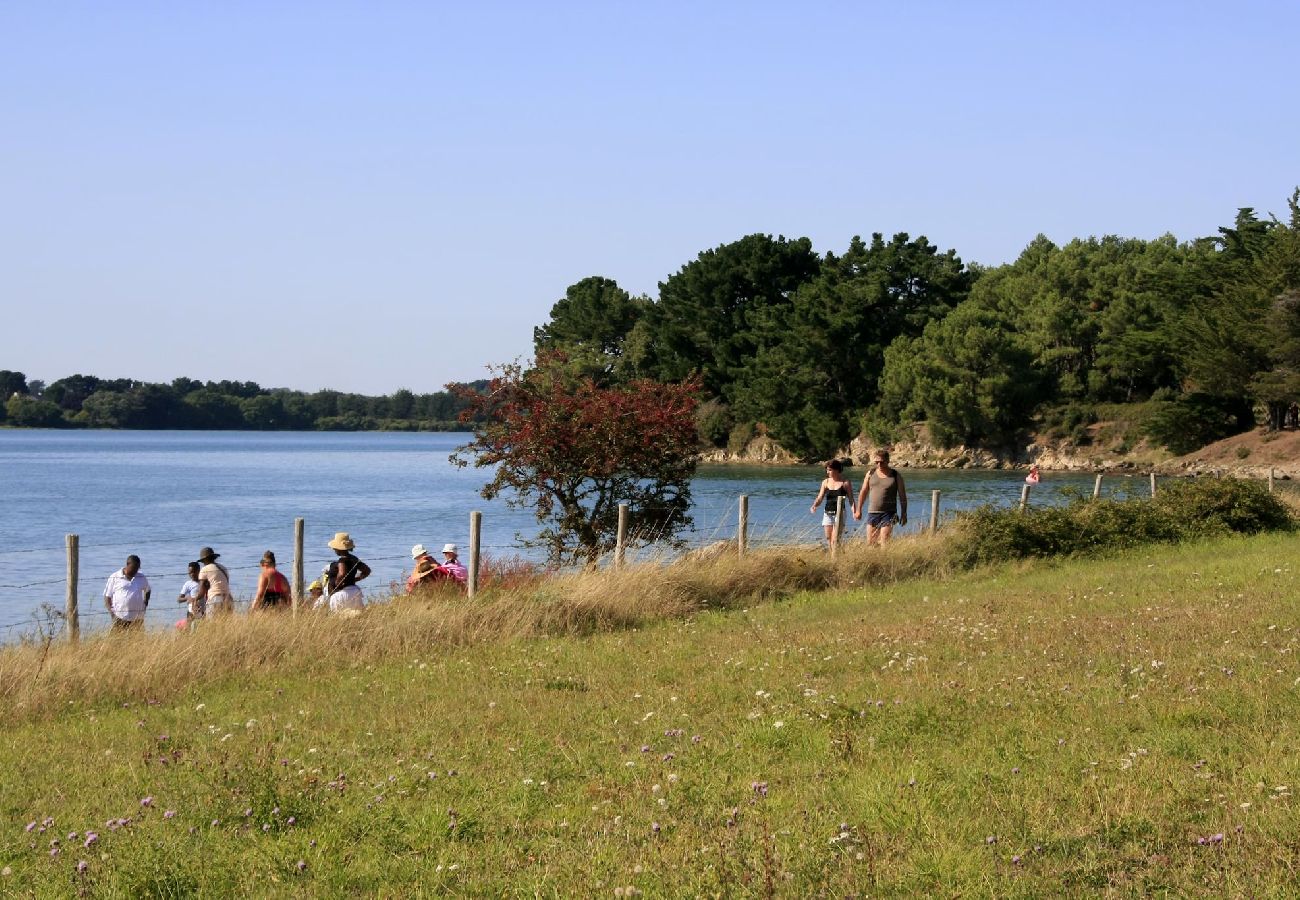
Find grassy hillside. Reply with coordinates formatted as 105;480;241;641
3;529;1300;896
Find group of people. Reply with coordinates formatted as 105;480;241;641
810;449;909;547
101;531;467;631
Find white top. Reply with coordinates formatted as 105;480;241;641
104;570;151;621
179;578;202;616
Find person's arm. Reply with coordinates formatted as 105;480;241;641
251;569;270;610
854;476;870;520
897;472;907;526
143;581;150;608
810;480;827;514
355;559;371;582
195;576;209;604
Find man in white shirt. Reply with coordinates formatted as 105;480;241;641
104;555;151;631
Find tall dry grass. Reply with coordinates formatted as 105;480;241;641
0;531;959;722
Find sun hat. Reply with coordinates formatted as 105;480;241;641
328;532;355;551
411;544;428;559
308;578;324;593
442;543;458;554
197;547;220;562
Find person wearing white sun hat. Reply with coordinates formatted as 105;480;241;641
438;543;468;585
405;543;441;594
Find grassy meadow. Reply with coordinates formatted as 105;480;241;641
2;524;1300;896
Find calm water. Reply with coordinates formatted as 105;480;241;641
0;431;1133;638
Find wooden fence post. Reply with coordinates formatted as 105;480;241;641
1150;472;1157;498
738;495;749;557
930;490;940;534
1269;468;1275;493
467;511;482;598
292;517;304;615
1093;473;1103;499
65;534;79;644
615;503;629;568
1019;483;1031;511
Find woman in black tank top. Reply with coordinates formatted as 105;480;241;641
810;459;854;548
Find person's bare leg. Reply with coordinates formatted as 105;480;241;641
878;524;894;544
865;524;880;546
823;523;834;547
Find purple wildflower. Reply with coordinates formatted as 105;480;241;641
662;753;675;762
985;835;997;845
83;832;98;848
1011;854;1022;865
49;847;60;858
140;796;154;808
262;824;271;832
287;817;296;826
163;810;175;820
67;832;77;841
25;822;36;833
211;820;220;827
751;781;768;797
651;822;661;834
76;860;88;875
296;860;307;873
640;745;651;753
243;808;252;818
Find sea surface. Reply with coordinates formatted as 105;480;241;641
0;430;1139;639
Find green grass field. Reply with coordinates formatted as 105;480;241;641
3;531;1299;897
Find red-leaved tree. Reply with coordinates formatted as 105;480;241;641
450;356;701;565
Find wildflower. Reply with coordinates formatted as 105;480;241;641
651;822;661;834
985;835;997;845
287;817;296;826
49;847;60;858
662;753;674;762
751;781;768;797
691;735;701;744
140;796;153;808
640;746;651;753
211;820;220;827
243;808;252;818
1011;854;1022;865
76;860;88;874
1011;768;1020;774
83;832;98;848
773;721;785;729
67;832;77;841
262;824;271;832
296;860;307;873
162;810;175;820
25;822;36;833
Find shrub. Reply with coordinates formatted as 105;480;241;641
695;399;734;448
950;477;1291;566
726;422;755;456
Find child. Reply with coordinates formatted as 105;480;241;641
177;561;204;622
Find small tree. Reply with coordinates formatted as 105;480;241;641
450;356;701;565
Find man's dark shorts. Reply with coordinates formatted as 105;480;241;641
866;512;897;528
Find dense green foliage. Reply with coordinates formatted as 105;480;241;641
535;191;1300;459
0;370;485;431
950;477;1292;566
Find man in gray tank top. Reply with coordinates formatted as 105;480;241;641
853;449;907;545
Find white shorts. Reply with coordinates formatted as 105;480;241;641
821;512;838;527
328;585;365;612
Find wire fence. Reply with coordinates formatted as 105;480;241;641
2;468;1278;644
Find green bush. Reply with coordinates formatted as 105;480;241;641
694;399;733;448
950;477;1291;567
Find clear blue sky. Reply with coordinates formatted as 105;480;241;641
2;1;1297;395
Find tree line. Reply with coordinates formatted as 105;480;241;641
0;371;486;431
534;190;1300;458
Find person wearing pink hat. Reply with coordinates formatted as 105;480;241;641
437;543;468;585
